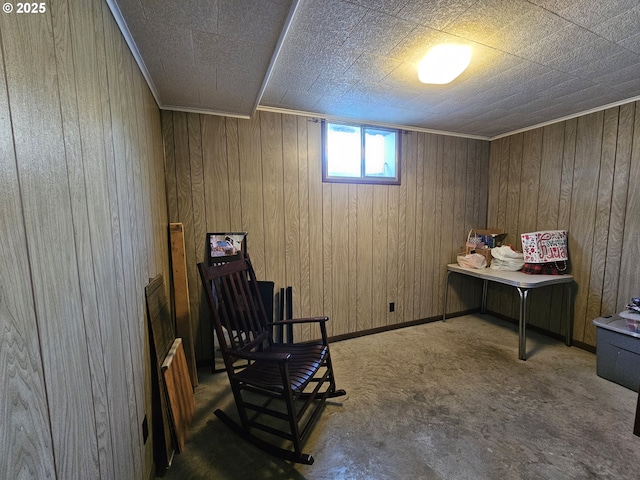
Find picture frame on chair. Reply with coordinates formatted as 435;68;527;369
207;232;247;264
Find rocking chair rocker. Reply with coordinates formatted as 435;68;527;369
197;255;345;464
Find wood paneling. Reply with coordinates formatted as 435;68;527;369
282;115;302;329
103;6;145;475
0;0;169;478
0;21;56;479
331;183;349;335
165;102;640;355
605;104;634;314
163;110;490;361
2;22;631;480
487;103;640;346
188;113;206;354
4;4;100;477
571;112;604;341
296;118;311;340
619;102;640;313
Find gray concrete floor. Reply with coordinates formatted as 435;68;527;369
157;314;640;479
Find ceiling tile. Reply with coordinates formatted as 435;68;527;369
397;0;478;31
348;0;412;16
591;5;640;43
341;10;417;56
217;0;291;42
571;50;640;84
620;32;640;55
140;0;219;33
113;0;640;138
289;0;368;46
342;53;403;84
554;0;639;30
444;0;536;45
546;36;623;75
512;23;592;66
389;26;467;64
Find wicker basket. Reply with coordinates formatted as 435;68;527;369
457;229;489;268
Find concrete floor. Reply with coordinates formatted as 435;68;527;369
157;314;640;480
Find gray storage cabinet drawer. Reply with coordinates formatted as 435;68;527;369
593;316;640;392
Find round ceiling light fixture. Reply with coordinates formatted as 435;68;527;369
418;44;472;84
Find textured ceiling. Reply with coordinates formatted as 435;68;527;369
110;0;640;139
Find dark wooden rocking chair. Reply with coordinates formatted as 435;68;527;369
197;255;346;465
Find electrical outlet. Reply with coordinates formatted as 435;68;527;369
389;302;395;312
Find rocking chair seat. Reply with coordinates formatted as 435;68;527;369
235;343;328;393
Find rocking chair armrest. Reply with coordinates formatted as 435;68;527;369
269;317;330;345
229;349;291;363
269;316;329;326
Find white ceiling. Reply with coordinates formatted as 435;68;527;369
110;0;640;139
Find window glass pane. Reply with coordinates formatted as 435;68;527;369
326;123;361;177
364;128;396;178
323;121;400;185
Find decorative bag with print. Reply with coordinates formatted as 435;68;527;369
520;230;568;263
520;230;568;275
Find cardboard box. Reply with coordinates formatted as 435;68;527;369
474;247;493;266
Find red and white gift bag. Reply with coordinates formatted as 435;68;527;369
520;230;568;263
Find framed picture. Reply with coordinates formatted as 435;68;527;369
206;232;247;264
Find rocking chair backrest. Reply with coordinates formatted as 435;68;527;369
198;256;271;357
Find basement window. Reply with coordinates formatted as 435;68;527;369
322;121;400;185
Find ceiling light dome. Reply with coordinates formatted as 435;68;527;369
418;44;472;84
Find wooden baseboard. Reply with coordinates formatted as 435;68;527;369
327;309;480;344
196;308;595;366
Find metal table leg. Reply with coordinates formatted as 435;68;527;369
516;287;529;360
442;270;452;321
564;283;572;346
481;279;488;313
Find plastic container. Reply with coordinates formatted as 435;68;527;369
593;315;640;391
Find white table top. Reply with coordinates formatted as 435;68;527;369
447;264;573;289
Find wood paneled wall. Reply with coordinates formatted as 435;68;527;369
487;103;640;347
0;1;169;479
164;103;640;357
6;1;635;478
162;110;490;361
